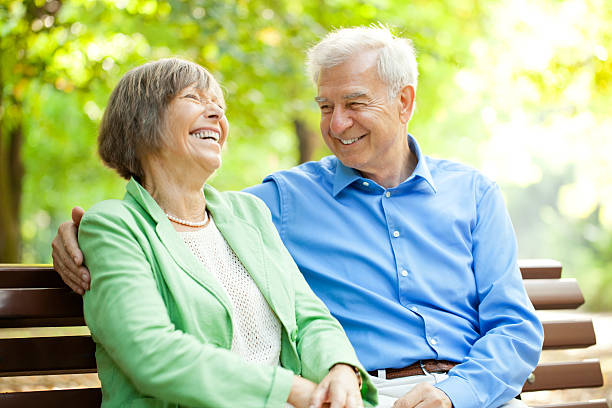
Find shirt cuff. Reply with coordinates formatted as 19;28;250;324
265;366;295;408
434;375;480;408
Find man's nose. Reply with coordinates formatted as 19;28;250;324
330;107;352;135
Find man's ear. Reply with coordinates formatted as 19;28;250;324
398;84;416;124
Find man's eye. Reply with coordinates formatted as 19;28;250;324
185;94;200;101
349;102;364;107
319;105;332;112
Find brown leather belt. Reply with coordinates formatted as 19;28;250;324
368;360;458;379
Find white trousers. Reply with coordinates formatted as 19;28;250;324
371;372;528;408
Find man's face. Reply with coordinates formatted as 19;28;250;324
315;50;413;180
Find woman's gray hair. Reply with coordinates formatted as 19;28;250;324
98;58;222;182
306;25;418;98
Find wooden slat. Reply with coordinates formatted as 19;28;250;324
542;319;597;349
534;400;609;408
524;279;585;309
0;288;83;319
0;265;64;289
522;360;603;392
0;388;101;408
0;317;86;328
0;336;96;376
519;259;563;279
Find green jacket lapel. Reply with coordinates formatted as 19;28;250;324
204;186;294;330
124;178;233;314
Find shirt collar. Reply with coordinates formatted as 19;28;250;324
332;134;437;197
407;134;437;194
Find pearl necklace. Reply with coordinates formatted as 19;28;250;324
166;210;210;228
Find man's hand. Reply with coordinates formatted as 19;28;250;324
310;363;363;408
51;206;90;294
392;383;452;408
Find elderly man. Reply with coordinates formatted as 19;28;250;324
52;26;543;408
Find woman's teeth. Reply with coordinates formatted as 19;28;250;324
190;130;219;141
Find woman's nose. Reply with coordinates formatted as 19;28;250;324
204;102;224;119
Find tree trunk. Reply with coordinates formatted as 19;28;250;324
293;118;319;164
0;113;24;263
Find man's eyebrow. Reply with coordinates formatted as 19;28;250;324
344;91;367;99
314;92;367;103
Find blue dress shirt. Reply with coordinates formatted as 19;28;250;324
244;135;543;408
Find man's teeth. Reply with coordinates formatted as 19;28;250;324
191;130;219;141
339;137;361;145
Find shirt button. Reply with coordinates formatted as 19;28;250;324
430;338;438;345
401;270;408;277
393;230;400;238
362;181;369;187
385;191;391;198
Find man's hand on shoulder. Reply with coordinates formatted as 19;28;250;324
393;383;452;408
51;206;90;295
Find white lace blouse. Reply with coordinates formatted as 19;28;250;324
179;216;281;366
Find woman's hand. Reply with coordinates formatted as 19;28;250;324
310;363;363;408
287;375;318;408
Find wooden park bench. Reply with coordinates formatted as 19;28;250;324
0;261;608;407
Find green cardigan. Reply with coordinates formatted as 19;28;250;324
79;178;377;408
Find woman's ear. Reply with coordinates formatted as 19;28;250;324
398;85;416;124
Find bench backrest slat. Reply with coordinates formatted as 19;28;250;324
0;266;63;288
518;259;563;279
0;388;101;408
522;360;604;392
0;317;86;328
541;319;597;350
0;288;83;319
523;279;585;309
0;336;96;377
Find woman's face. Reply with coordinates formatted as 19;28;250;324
159;82;229;178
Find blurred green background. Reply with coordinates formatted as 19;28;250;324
1;0;611;309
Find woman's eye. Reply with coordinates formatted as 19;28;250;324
185;94;200;101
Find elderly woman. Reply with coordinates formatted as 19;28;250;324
78;58;376;408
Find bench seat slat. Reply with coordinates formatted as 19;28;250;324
519;259;563;279
524;279;585;310
533;400;609;408
0;336;96;376
522;360;604;392
0;288;83;319
0;388;101;408
541;319;597;349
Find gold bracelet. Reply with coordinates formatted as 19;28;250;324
352;365;363;390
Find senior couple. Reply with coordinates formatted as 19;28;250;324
52;26;543;408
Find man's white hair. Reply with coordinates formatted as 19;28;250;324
306;25;418;98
